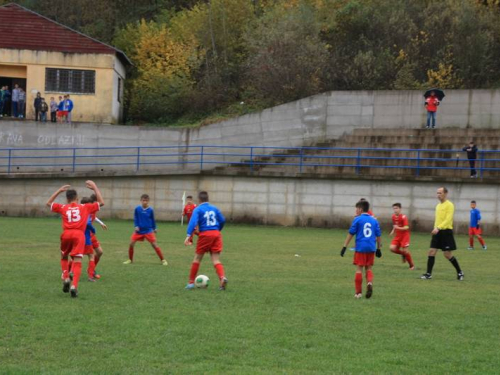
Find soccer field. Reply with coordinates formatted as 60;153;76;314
1;217;499;374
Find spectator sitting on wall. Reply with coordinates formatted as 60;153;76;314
18;88;26;118
64;94;74;124
463;141;478;178
39;97;49;122
2;86;11;117
57;95;66;123
424;91;440;129
12;84;20;118
50;97;58;123
34;92;42;121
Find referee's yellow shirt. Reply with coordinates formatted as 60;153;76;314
434;200;454;230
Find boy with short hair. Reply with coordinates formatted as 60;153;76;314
46;180;104;298
184;191;228;290
81;197;98;281
468;200;487;250
389;203;415;270
124;194;167;265
341;200;382;299
89;193;107;278
182;195;197;222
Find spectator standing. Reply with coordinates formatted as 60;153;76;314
0;86;4;118
50;97;58;122
39;98;49;122
18;88;26;118
57;95;65;123
424;91;440;129
34;92;42;121
3;86;11;117
12;84;20;118
64;94;74;124
462;141;478;178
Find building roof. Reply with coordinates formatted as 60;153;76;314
0;3;131;66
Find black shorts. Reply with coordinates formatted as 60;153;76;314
430;229;457;251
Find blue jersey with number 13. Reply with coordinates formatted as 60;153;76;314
187;202;225;236
349;213;381;253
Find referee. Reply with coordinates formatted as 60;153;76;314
421;187;464;280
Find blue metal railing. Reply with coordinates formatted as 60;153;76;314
0;145;499;177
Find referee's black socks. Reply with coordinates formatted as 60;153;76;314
449;256;462;273
427;256;435;274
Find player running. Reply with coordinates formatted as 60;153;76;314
341;200;382;299
89;194;107;278
468;200;487;251
421;187;464;281
47;181;104;298
184;191;228;291
81;197;98;281
124;194;167;265
389;203;415;270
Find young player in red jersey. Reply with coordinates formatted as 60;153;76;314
47;180;104;298
389;203;415;270
183;195;199;243
124;194;167;265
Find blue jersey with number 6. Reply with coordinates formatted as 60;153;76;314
349;213;381;253
187;202;225;236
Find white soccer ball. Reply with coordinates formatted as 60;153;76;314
195;275;210;288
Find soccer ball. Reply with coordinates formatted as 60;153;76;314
195;275;210;288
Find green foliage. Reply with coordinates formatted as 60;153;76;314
5;0;500;125
1;216;500;373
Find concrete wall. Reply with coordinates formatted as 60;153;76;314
1;174;498;235
0;48;125;124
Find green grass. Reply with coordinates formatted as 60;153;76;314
0;217;499;374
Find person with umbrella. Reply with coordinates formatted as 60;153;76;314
424;89;445;129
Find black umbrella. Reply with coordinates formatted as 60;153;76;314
424;88;445;101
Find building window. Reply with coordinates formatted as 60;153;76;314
118;77;122;103
45;68;96;94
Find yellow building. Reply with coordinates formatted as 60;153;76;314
0;3;131;124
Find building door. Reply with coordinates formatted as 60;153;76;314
0;77;27;117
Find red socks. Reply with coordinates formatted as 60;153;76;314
189;262;200;284
71;261;82;288
404;252;414;268
153;246;164;261
214;263;225;280
94;253;101;267
366;269;373;284
88;260;95;278
478;237;485;246
469;237;474;247
128;246;134;261
61;259;69;279
355;272;363;294
391;248;403;255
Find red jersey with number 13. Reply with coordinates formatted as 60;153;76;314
392;214;410;236
51;202;100;232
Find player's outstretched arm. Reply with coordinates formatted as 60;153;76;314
46;185;71;207
341;233;354;256
86;180;104;207
95;217;108;230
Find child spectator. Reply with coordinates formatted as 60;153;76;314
50;97;58;122
34;92;42;121
57;96;66;123
18;88;26;118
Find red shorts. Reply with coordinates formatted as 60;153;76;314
91;233;100;249
57;110;68;117
131;232;156;243
60;230;85;258
391;233;410;249
84;245;94;255
196;231;223;254
469;227;482;236
353;252;375;267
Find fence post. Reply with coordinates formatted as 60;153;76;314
72;149;76;172
250;147;254;174
7;149;12;174
356;149;361;175
416;150;420;176
136;147;140;171
299;148;304;173
480;151;484;178
200;146;204;171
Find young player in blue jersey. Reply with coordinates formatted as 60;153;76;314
124;194;167;265
341;200;382;299
81;197;98;281
184;191;228;290
468;200;487;250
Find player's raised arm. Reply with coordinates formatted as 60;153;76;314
46;185;71;207
86;180;104;207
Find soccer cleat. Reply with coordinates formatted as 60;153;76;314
62;279;71;293
70;287;78;298
93;272;101;280
409;266;415;271
123;259;132;265
482;246;487;250
185;283;195;290
219;277;228;291
420;273;432;280
467;247;474;250
366;283;373;299
457;272;464;281
161;259;168;266
88;277;96;282
354;293;362;299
